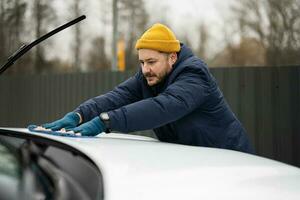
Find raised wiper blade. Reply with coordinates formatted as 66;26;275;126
0;15;86;75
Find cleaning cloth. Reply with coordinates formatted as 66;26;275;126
27;125;95;138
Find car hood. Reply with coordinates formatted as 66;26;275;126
1;127;300;200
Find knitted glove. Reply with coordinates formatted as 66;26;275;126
71;116;105;136
42;112;80;131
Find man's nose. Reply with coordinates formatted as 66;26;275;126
142;64;151;74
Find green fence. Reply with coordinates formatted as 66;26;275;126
0;66;299;167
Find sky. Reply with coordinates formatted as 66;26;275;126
145;0;235;53
147;0;231;28
48;0;235;64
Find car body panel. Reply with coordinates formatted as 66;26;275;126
1;127;300;200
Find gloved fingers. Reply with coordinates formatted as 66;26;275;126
43;122;77;131
64;124;77;130
72;126;94;136
65;128;74;132
48;125;63;131
42;122;57;129
70;118;103;136
62;128;79;135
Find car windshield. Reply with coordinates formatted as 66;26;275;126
0;130;104;200
0;142;21;178
0;139;22;200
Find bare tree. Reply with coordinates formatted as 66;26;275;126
92;0;148;71
10;0;26;49
87;36;110;71
231;0;300;66
196;22;209;60
70;0;83;71
0;0;7;63
32;0;56;73
0;0;33;74
211;37;266;67
0;0;27;67
119;0;149;70
99;0;110;39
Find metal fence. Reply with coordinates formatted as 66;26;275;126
0;66;299;168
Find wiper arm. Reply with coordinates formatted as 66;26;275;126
0;15;86;75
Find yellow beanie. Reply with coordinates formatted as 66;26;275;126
135;23;180;53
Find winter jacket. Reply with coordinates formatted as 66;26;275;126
74;44;254;154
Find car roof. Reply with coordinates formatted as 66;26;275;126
1;127;300;200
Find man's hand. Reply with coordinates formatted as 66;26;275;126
71;116;105;136
42;112;80;131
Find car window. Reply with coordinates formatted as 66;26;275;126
0;131;104;200
0;140;21;200
0;142;20;178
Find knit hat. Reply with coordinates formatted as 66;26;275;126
135;23;180;53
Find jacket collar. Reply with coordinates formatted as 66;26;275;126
173;43;194;68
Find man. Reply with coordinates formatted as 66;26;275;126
43;23;254;154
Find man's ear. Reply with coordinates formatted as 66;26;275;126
169;53;178;65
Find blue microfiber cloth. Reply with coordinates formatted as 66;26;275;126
27;125;94;138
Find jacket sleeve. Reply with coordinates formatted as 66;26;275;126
74;72;143;122
108;69;211;132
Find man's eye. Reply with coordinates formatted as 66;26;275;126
148;61;155;65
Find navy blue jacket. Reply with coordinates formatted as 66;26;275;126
75;44;254;153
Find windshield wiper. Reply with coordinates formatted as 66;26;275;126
0;15;86;75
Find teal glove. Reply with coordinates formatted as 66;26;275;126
71;116;105;136
42;112;80;131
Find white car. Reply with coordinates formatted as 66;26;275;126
1;127;300;200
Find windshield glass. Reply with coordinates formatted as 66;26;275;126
0;143;21;178
0;140;21;200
